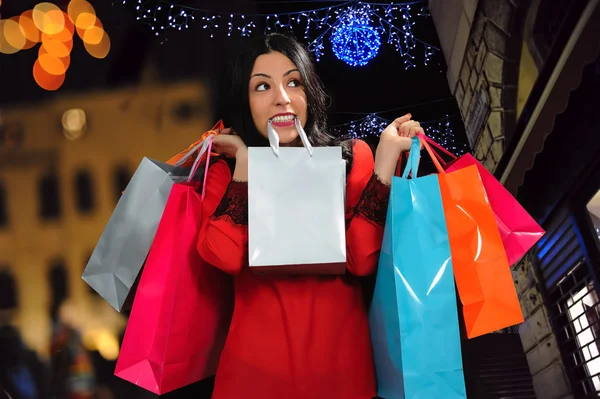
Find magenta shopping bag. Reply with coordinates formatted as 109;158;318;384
115;138;233;395
422;135;545;266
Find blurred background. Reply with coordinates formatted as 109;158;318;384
0;0;599;398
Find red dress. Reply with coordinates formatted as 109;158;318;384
198;140;390;399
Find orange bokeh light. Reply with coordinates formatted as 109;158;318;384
84;30;110;59
42;36;73;57
19;10;41;49
33;3;65;35
0;20;21;55
76;16;102;41
4;17;27;52
38;46;70;75
83;25;105;45
42;14;74;46
33;58;66;91
68;0;96;28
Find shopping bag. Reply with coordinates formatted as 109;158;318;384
247;118;346;274
369;137;466;399
115;137;233;395
422;135;545;266
82;135;215;312
420;137;524;339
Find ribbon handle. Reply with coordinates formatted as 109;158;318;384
402;137;422;179
267;118;313;157
184;134;215;201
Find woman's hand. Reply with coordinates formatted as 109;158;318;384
212;128;248;159
212;127;249;182
379;113;425;151
374;113;425;185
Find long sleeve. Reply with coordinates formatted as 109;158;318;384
345;140;391;276
197;164;248;275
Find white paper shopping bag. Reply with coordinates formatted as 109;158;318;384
248;119;346;274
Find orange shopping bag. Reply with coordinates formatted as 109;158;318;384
166;120;223;166
420;136;524;339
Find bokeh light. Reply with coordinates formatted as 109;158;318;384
84;31;110;59
4;18;27;52
42;37;72;57
83;25;105;45
38;47;70;75
0;20;21;54
32;3;65;35
33;58;66;91
19;10;41;49
68;0;97;32
4;0;111;90
39;45;71;70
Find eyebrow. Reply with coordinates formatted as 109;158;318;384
250;68;300;79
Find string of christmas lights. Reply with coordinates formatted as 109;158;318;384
123;0;438;68
332;113;469;155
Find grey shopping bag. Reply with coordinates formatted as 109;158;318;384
248;119;346;274
82;139;213;311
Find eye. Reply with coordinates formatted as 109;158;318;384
288;79;302;88
255;82;269;92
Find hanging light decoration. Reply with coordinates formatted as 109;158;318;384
123;0;438;68
330;4;381;67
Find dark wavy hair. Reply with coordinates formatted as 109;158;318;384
217;33;353;172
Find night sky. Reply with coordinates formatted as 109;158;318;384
0;0;467;166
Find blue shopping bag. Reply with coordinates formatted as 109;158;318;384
369;137;466;399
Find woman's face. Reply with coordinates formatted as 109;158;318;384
248;51;308;145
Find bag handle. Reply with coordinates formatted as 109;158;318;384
187;135;215;201
418;135;447;175
401;137;422;179
267;118;313;157
416;133;458;167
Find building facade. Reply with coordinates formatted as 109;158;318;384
0;79;212;359
430;0;600;397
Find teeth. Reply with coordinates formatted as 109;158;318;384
271;115;295;123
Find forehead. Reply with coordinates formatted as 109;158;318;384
251;51;299;75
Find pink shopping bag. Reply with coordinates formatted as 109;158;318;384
421;135;545;266
115;138;233;395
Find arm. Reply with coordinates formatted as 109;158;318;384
197;152;249;275
345;140;391;276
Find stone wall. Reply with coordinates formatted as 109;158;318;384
513;253;574;399
452;0;524;173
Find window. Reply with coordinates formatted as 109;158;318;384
0;269;17;310
0;181;7;227
113;165;131;203
74;169;95;213
38;173;61;220
49;258;68;308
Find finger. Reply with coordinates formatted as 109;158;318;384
399;120;417;136
392;113;412;128
220;128;233;135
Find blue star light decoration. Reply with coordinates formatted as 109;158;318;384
330;6;382;66
123;0;438;69
332;114;469;155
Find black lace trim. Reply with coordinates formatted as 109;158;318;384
212;180;248;226
354;173;391;226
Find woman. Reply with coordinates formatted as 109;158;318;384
199;33;424;399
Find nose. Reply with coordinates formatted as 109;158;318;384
273;84;291;106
